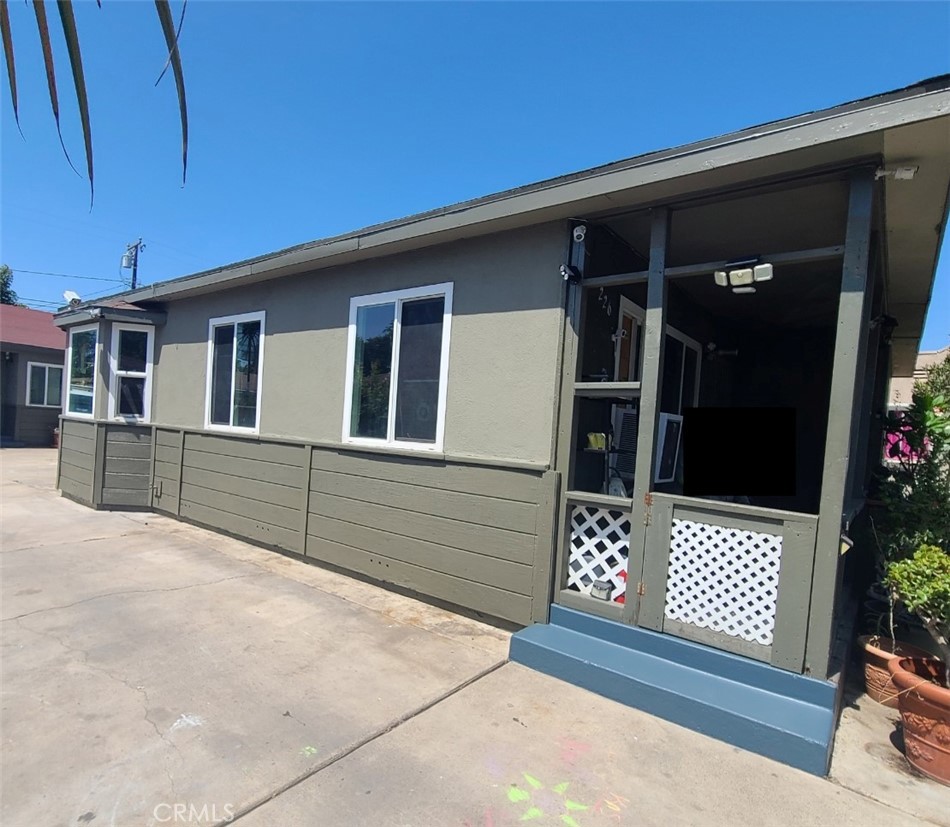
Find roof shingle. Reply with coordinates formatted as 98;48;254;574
0;305;67;351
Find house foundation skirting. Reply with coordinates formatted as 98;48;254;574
57;418;559;627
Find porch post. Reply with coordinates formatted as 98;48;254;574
850;265;882;500
624;207;669;625
549;223;587;602
805;168;875;677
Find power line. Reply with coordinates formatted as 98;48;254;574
84;283;129;299
12;268;126;283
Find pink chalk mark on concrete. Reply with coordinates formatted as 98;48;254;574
461;807;496;827
558;738;592;766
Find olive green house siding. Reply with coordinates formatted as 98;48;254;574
151;224;567;466
101;426;153;508
143;426;557;625
58;419;153;509
58;223;568;626
58;418;96;503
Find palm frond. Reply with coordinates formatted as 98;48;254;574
33;0;79;176
56;0;93;206
154;0;185;86
0;0;22;136
154;0;187;184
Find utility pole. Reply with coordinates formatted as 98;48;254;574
121;239;145;289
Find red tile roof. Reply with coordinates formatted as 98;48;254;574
0;305;66;351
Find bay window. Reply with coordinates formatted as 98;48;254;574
65;324;98;417
109;324;154;421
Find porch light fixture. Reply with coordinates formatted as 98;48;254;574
713;263;773;294
590;580;613;601
875;165;918;181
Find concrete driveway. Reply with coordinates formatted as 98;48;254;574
1;449;939;826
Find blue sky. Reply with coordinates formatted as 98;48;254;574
2;1;949;349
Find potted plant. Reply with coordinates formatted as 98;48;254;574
858;357;950;707
857;633;931;707
886;543;950;785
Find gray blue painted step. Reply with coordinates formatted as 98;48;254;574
509;606;836;776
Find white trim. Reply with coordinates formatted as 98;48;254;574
204;311;266;434
25;361;64;409
108;323;154;423
665;326;702;411
342;282;453;453
64;323;98;419
613;299;702;410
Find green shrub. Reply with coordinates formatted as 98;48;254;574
886;544;950;677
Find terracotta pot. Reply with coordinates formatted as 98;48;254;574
888;657;950;786
857;635;931;707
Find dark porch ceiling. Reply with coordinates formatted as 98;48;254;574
667;260;843;331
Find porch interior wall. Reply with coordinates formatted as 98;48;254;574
726;325;835;514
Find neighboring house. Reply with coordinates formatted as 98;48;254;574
884;346;948;462
888;345;949;409
0;305;66;446
52;77;950;777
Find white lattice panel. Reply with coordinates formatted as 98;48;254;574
567;506;630;603
664;518;783;646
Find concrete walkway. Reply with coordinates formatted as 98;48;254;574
0;449;940;826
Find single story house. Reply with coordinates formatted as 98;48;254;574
1;304;66;446
53;76;950;776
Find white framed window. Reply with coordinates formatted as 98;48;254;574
205;311;265;433
26;362;64;409
343;282;453;452
660;327;702;416
65;323;98;418
109;324;154;422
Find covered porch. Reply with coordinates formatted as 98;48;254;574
511;152;948;775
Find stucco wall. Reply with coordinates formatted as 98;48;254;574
152;222;567;466
889;345;949;408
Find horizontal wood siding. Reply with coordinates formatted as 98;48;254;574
177;433;306;553
57;419;96;504
15;405;60;446
307;448;547;625
64;427;560;626
151;428;182;513
100;425;153;508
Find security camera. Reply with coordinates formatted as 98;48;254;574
572;225;587;243
560;264;582;284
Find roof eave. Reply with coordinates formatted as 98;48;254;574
84;77;950;308
53;306;168;328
